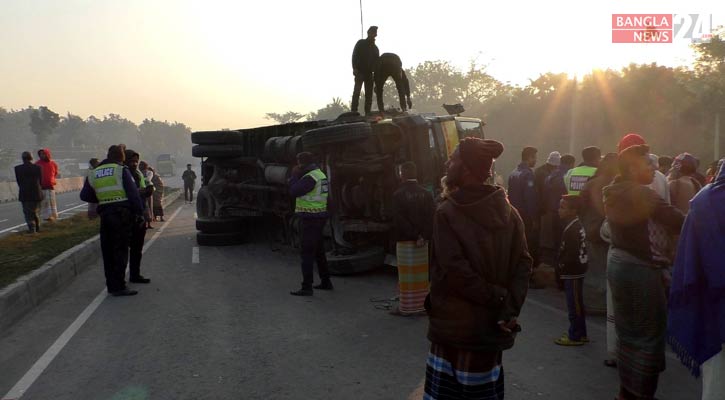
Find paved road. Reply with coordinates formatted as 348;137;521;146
0;200;702;400
0;190;87;236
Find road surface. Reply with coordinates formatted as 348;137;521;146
0;199;702;400
0;190;88;236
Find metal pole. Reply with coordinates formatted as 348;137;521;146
569;76;577;155
715;113;721;161
359;0;364;38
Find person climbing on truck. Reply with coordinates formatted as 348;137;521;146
289;152;334;296
374;52;412;113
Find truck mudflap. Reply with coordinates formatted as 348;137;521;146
327;246;386;276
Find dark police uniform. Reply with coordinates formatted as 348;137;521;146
81;161;143;294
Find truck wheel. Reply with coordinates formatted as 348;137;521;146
196;231;246;246
192;145;244;158
196;217;248;234
327;246;386;276
191;130;244;145
196;186;216;218
302;122;371;148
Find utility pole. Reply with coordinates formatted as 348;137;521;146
716;112;721;161
359;0;364;38
569;76;577;155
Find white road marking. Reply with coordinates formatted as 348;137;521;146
64;202;78;207
2;204;184;400
0;203;87;235
192;247;199;264
0;219;8;223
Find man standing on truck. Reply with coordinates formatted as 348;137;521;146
182;164;197;203
424;137;531;399
351;26;379;115
289;152;333;296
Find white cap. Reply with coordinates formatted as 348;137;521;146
547;151;561;166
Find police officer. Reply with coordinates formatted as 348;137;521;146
565;146;601;195
289;152;333;296
125;150;153;284
80;145;144;296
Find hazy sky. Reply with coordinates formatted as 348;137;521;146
1;0;724;131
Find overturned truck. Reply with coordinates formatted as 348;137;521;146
191;112;485;274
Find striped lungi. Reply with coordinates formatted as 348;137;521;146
396;241;429;314
41;189;58;220
424;343;504;400
608;251;667;399
606;280;618;358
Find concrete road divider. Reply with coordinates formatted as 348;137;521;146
0;189;181;331
0;177;86;203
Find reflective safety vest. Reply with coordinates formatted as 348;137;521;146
564;165;597;195
134;169;147;189
89;163;128;205
295;169;329;214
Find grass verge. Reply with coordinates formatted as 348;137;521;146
0;214;99;290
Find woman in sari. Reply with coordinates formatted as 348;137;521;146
150;167;165;222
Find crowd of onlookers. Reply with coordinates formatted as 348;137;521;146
505;133;723;400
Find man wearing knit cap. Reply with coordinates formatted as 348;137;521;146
425;137;532;400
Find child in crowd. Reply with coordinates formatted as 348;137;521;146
555;194;589;346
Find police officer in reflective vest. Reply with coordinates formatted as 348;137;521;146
80;145;144;296
289;152;333;296
564;146;601;195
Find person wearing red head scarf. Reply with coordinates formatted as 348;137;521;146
604;140;684;400
35;148;60;221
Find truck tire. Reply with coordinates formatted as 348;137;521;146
196;231;246;246
302;122;371;148
327;246;386;276
191;130;244;145
196;217;247;234
196;186;216;218
192;145;243;158
205;157;247;168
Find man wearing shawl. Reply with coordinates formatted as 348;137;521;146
424;138;532;400
604;138;684;400
668;159;725;400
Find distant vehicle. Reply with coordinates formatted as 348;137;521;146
190;108;485;274
156;154;176;177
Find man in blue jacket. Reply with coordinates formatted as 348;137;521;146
508;146;538;263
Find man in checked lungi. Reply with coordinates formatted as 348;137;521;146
390;161;435;316
424;137;532;400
